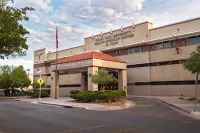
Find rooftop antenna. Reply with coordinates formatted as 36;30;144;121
110;28;113;34
121;25;123;31
101;31;103;37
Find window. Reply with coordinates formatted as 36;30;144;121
142;45;149;52
198;36;200;44
181;39;186;45
163;41;170;49
128;47;141;54
115;50;121;56
155;43;162;50
188;36;197;45
129;48;134;54
124;49;128;54
134;46;141;53
171;40;177;47
150;45;155;51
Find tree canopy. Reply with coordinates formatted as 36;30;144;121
184;45;200;74
0;65;31;92
11;66;31;92
0;65;12;89
91;68;118;90
0;0;34;59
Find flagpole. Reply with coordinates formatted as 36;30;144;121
55;26;58;99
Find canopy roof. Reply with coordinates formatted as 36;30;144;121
52;51;126;65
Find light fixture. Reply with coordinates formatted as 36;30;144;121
121;25;123;31
101;31;103;37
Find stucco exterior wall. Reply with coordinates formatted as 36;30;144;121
33;17;200;97
149;18;200;40
128;85;196;97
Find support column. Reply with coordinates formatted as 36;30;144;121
50;71;59;98
88;67;98;91
81;73;86;91
118;69;127;92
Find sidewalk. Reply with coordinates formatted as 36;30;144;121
130;96;200;119
15;97;131;111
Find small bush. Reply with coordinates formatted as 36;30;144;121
71;90;126;103
70;90;80;95
30;90;50;98
71;91;99;102
4;89;25;96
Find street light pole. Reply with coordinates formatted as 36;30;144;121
36;70;42;102
39;73;41;102
194;72;198;112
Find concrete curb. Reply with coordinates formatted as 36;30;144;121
12;98;131;111
38;102;86;110
133;96;200;119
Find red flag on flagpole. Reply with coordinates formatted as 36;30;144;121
56;26;58;49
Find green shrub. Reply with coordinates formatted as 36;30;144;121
71;91;99;102
71;90;126;103
25;91;33;96
70;90;80;95
4;89;25;96
30;90;50;98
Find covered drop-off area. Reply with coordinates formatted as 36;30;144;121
51;51;127;98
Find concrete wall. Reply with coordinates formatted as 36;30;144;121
128;85;196;97
33;17;200;97
149;18;200;40
59;74;81;85
59;87;81;97
47;46;84;61
117;52;150;65
150;45;197;63
84;22;151;51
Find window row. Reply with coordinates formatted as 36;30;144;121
105;36;200;56
127;80;200;86
127;60;184;68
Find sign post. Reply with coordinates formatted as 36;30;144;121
194;72;198;112
37;76;44;102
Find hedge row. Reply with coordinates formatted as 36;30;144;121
70;90;126;102
4;89;24;96
26;90;50;98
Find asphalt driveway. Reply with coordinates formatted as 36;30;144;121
0;97;200;133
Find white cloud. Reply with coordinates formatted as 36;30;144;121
92;0;145;11
0;59;33;73
14;0;52;13
3;0;200;73
29;14;40;23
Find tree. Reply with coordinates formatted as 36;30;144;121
184;45;200;74
0;0;34;59
91;68;118;90
0;65;12;89
11;65;31;92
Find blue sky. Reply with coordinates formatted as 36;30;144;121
1;0;200;73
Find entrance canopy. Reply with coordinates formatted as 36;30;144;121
51;51;127;98
51;51;126;72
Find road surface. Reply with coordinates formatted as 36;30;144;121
0;97;200;133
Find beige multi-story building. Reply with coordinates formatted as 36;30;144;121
34;17;200;97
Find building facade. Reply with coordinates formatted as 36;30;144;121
34;17;200;97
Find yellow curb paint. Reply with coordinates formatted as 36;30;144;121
190;112;200;118
107;106;125;109
111;128;135;133
7;97;18;99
